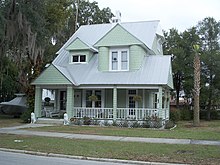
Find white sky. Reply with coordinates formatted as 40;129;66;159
93;0;220;32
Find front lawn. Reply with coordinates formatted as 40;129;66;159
0;114;23;128
0;134;220;165
24;120;220;140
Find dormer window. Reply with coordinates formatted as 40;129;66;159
72;55;86;63
110;48;129;71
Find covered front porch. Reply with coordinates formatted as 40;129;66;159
34;85;170;121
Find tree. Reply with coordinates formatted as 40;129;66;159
193;44;201;126
163;28;200;108
197;17;220;120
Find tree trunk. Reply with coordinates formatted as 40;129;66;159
206;74;213;121
193;53;200;127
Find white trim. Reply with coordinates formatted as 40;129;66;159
101;89;105;108
82;89;86;107
70;54;87;64
109;47;129;71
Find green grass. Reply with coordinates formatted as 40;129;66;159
24;120;220;140
0;134;220;165
0;114;23;128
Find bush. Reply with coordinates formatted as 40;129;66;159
131;121;141;128
164;120;175;129
180;108;192;120
200;110;220;120
21;108;32;123
170;108;180;123
142;116;163;128
83;116;91;125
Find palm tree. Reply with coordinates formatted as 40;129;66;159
193;44;200;126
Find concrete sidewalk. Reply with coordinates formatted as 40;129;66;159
1;124;220;146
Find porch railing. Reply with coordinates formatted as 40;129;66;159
72;107;164;120
116;108;158;120
73;107;113;119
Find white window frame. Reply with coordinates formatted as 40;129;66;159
109;48;129;71
70;54;87;64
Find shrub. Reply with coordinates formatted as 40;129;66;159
164;120;175;129
180;108;192;120
21;108;32;123
83;116;91;125
131;121;141;128
170;107;181;123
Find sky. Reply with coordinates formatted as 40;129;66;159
92;0;220;32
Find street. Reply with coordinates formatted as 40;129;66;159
0;151;135;165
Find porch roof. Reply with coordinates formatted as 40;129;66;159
54;55;173;89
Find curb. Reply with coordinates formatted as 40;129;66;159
0;148;187;165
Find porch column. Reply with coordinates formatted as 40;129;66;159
113;86;117;120
167;91;170;120
66;86;74;118
158;87;163;119
34;86;42;118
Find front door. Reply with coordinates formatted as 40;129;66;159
74;92;82;107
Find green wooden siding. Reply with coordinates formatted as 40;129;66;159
98;47;109;71
167;65;174;89
98;45;147;71
95;24;142;47
129;45;147;70
32;65;71;85
66;38;90;50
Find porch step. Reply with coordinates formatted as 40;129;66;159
36;118;64;125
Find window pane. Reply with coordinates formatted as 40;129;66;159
112;51;118;70
72;56;79;62
128;90;136;95
121;61;127;70
80;55;86;62
121;51;127;61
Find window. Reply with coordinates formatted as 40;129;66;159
72;55;86;63
110;48;129;71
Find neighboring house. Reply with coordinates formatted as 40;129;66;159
32;20;173;122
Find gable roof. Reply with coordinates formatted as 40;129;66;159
46;21;172;89
66;37;97;52
32;64;71;85
94;23;143;47
54;20;164;66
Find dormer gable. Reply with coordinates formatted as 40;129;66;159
66;38;97;64
94;24;143;47
66;37;97;52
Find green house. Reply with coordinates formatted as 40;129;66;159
32;20;173;122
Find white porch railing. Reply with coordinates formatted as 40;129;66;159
73;107;113;119
116;108;159;120
72;107;168;120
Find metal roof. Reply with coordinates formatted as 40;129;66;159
54;20;163;65
53;55;172;88
51;21;172;88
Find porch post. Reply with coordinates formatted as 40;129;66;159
34;86;42;118
113;86;117;120
66;86;74;118
158;87;163;119
167;91;170;120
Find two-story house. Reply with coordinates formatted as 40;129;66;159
32;20;173;122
